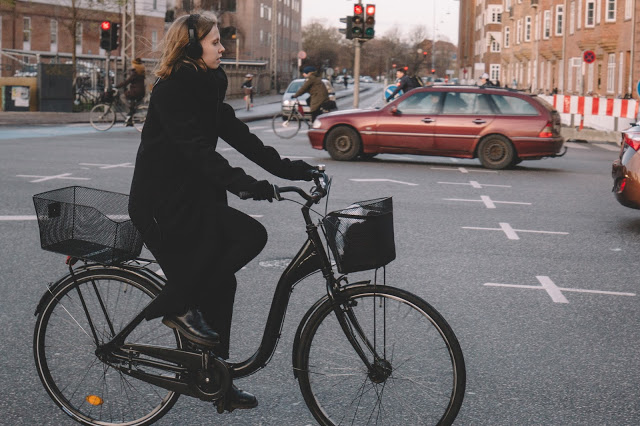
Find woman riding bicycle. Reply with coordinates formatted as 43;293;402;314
115;58;146;126
128;12;315;410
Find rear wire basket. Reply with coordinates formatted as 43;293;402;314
322;197;395;274
33;186;143;265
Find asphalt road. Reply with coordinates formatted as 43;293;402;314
1;90;639;425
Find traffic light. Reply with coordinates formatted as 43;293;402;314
110;22;119;51
363;4;375;39
100;21;112;50
351;4;364;39
431;68;436;74
339;16;354;40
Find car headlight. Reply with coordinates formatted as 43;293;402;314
312;119;322;129
283;100;290;106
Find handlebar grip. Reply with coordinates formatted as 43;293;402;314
238;191;252;200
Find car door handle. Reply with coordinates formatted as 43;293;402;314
472;119;486;124
421;118;435;123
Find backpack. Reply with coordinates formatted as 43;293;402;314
410;75;423;89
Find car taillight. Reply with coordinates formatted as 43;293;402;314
539;122;553;138
623;132;640;151
618;178;627;193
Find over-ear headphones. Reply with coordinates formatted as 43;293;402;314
185;14;202;59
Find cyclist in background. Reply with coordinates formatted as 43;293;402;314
116;58;146;126
241;73;254;110
292;65;329;123
387;67;420;101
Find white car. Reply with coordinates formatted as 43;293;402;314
281;78;336;117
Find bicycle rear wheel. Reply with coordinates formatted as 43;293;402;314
296;284;465;425
132;105;148;132
33;268;182;426
90;103;116;131
272;112;301;139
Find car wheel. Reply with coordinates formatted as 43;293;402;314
326;127;361;161
477;135;515;170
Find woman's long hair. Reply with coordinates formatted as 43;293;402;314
155;13;218;79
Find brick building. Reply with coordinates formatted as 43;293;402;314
459;0;640;99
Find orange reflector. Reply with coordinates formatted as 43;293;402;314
86;395;104;406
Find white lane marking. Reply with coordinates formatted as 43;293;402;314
17;173;90;183
593;143;620;152
249;126;268;130
283;156;314;159
438;180;511;189
431;167;497;174
564;142;589;150
0;215;37;221
462;222;568;240
79;162;134;169
444;195;531;209
350;178;419;186
484;276;635;303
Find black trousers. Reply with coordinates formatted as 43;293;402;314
146;204;267;359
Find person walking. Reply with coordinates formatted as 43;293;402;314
127;13;315;411
292;65;329;123
115;58;146;126
241;73;254;110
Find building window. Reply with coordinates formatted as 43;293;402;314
516;19;522;44
23;17;31;43
489;5;502;23
525;16;531;41
618;52;624;95
490;64;500;82
570;1;575;34
597;0;602;23
555;5;564;36
76;22;82;46
586;1;595;26
152;31;158;51
606;0;616;22
50;20;57;45
578;0;582;28
543;10;551;39
626;0;632;20
490;35;501;52
504;27;510;48
607;53;615;93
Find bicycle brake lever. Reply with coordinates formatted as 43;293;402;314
273;184;282;201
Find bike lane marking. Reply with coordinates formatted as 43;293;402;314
438;180;511;189
462;222;568;240
444;195;531;209
16;173;90;183
350;178;419;186
431;166;498;174
79;162;134;169
484;276;635;303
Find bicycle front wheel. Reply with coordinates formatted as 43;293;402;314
132;105;148;132
296;285;466;425
272;112;301;139
89;103;116;131
33;268;182;426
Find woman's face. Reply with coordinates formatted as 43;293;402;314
199;26;225;69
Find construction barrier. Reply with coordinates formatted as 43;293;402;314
552;95;638;119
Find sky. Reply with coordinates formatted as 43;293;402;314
301;0;461;44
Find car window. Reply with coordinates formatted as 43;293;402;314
490;95;539;115
286;81;303;93
397;92;442;114
442;92;494;114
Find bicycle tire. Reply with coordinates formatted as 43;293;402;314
272;112;301;139
33;267;182;426
296;284;466;426
133;105;148;132
89;103;116;131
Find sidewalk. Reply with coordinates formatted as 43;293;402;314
0;86;362;126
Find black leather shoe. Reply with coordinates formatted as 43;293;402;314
162;309;220;348
227;385;258;410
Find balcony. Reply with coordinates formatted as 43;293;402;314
531;0;538;7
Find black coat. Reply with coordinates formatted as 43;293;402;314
116;68;146;100
128;65;309;316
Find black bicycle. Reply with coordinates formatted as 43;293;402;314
272;99;337;139
32;167;465;425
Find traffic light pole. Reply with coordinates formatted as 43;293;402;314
353;39;361;108
105;51;111;91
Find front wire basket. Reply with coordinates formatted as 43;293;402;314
33;186;143;265
322;197;395;274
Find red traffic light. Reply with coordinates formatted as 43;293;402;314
354;4;363;15
101;21;111;31
366;5;375;15
431;68;436;74
392;64;396;68
423;51;428;55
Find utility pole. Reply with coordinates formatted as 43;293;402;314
353;39;361;108
270;0;278;93
121;0;136;73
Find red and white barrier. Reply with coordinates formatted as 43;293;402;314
552;95;638;119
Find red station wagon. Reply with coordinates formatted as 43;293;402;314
308;86;566;169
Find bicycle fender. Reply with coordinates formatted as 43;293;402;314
291;280;371;378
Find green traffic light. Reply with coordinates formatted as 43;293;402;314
365;28;374;37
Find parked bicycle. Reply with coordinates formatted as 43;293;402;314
89;89;147;132
31;166;465;425
272;99;336;139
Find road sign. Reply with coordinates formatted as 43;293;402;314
297;51;306;60
583;50;595;64
636;80;640;98
385;84;400;101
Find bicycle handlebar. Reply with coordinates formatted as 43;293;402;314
275;165;329;205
